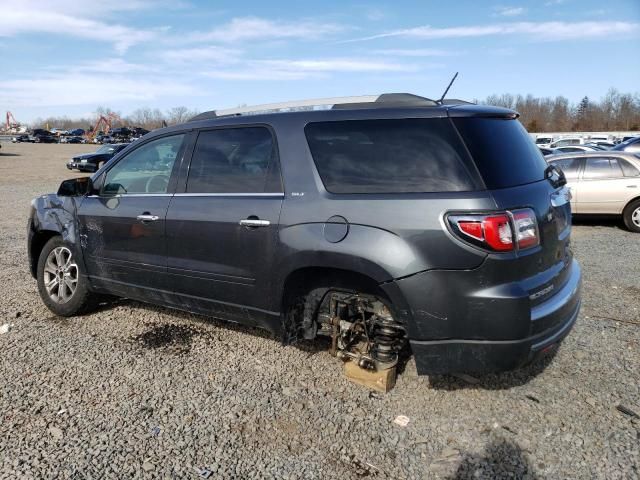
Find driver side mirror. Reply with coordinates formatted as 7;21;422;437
57;176;93;197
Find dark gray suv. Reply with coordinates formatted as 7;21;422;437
28;93;581;376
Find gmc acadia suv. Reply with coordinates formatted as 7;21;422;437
28;93;582;376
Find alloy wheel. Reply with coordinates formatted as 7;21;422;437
43;247;78;304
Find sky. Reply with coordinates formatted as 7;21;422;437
1;0;639;123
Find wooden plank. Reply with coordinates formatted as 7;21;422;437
344;361;396;393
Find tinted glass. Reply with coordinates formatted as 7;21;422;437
187;127;281;193
619;159;640;177
453;118;547;189
559;147;584;153
103;134;184;194
550;158;581;179
583;157;624;179
305;119;478;194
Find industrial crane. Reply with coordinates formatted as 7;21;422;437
86;112;122;141
5;111;23;133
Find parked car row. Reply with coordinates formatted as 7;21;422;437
539;136;640;156
11;127;150;145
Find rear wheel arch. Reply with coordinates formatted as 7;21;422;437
280;266;392;343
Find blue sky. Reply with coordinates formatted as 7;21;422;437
1;0;638;122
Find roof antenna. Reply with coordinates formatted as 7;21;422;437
438;72;459;104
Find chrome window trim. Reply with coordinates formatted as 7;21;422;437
87;193;285;198
174;193;285;198
87;193;173;198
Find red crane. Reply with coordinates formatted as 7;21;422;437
86;112;122;140
5;111;21;132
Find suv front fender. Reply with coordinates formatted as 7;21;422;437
28;194;86;278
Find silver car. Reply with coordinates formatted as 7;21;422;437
546;152;640;232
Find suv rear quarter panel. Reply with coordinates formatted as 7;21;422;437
270;113;497;300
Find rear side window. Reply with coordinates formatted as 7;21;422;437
583;157;624;179
187;127;282;193
619;159;640;177
550;158;581;180
453;118;547;189
304;119;478;194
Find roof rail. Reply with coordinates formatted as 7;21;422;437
188;92;440;122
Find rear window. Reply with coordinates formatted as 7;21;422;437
453;118;547;189
304;119;479;194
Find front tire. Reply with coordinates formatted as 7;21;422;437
623;199;640;233
37;237;98;316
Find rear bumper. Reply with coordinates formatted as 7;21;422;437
383;259;582;375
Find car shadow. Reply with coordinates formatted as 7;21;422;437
571;215;624;229
85;297;558;389
428;349;559;391
452;437;537;479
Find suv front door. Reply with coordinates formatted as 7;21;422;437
165;126;284;331
78;133;188;298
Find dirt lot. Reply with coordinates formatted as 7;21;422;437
0;142;638;479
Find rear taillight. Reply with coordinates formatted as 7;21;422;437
448;208;539;252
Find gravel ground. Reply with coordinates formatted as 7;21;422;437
0;142;638;479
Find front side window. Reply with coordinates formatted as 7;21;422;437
186;127;281;194
583;157;624;179
103;134;185;194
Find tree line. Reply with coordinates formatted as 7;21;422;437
28;88;640;133
30;106;200;132
482;88;640;132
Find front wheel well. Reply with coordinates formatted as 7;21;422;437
30;230;60;278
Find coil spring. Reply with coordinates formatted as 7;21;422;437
371;319;405;363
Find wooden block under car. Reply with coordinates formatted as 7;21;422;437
344;361;396;393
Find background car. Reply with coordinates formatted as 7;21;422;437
549;137;585;148
66;143;128;172
539;147;562;156
553;145;602;154
613;136;640;153
547;151;640;232
12;134;35;143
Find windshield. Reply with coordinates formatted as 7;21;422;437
96;145;115;154
453;118;548;189
536;137;552;144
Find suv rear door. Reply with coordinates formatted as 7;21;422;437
165;125;284;330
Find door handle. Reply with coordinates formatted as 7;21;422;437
626;185;638;188
137;214;159;222
239;219;270;227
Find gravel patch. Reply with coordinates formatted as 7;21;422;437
0;143;638;479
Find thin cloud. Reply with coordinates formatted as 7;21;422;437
202;57;418;81
0;8;157;53
0;72;196;108
373;48;462;57
162;46;243;64
185;17;347;43
493;6;527;17
346;21;640;42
